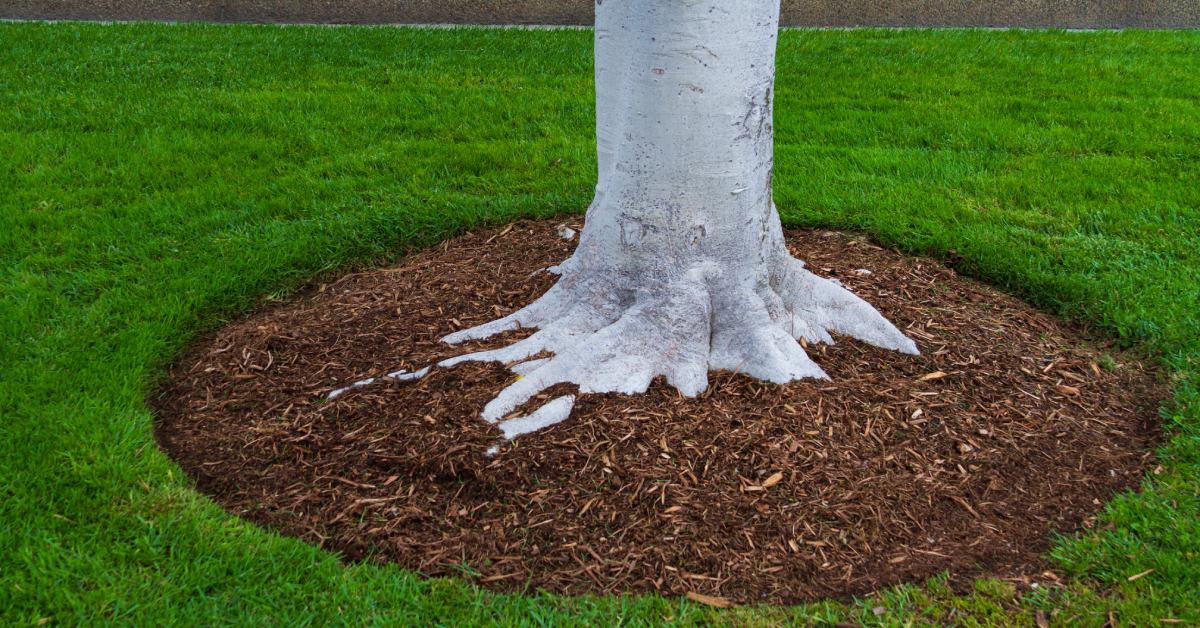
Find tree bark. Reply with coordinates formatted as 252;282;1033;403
442;0;916;424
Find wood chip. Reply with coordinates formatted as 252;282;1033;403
686;592;733;608
154;219;1164;606
761;472;784;488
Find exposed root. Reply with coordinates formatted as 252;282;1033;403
445;269;711;422
327;366;430;400
770;256;919;355
439;246;918;438
486;394;578;458
328;377;376;400
496;395;577;438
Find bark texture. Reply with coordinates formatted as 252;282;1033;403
443;0;917;425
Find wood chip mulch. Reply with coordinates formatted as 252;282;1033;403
153;220;1164;605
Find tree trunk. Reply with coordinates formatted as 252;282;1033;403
443;0;916;424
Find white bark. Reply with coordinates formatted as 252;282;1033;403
442;0;917;427
496;395;577;439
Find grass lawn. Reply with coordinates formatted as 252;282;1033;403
1;21;1197;625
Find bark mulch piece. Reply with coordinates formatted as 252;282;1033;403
153;220;1164;605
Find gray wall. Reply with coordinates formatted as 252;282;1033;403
3;0;1198;28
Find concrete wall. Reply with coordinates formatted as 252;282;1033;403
3;0;1198;28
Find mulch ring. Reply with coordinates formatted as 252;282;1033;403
153;219;1164;605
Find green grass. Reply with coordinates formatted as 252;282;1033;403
1;21;1197;625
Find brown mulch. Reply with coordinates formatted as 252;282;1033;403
153;219;1164;605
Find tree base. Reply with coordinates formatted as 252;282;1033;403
441;241;918;426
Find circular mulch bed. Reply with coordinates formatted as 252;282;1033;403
154;220;1163;605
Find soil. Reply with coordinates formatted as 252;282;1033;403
153;220;1164;605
